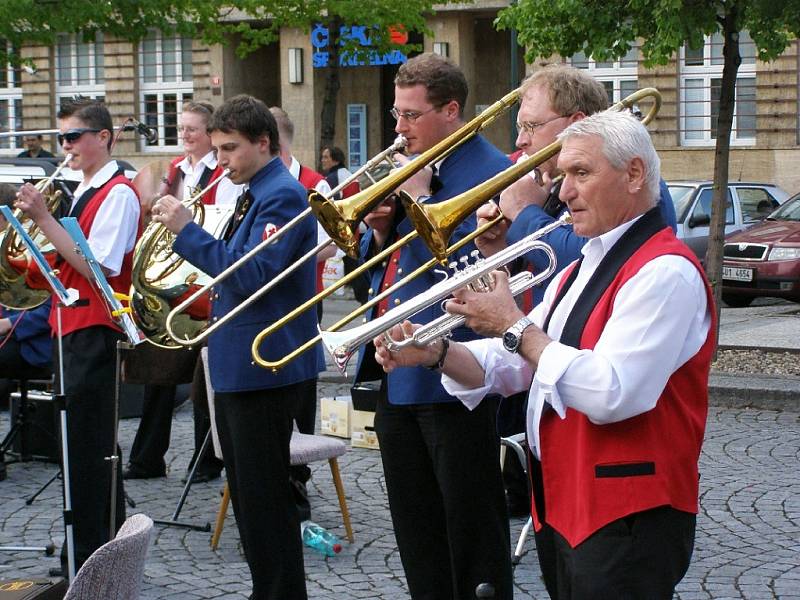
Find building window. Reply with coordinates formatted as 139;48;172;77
680;31;756;146
139;31;193;149
347;104;367;170
55;33;106;107
569;46;638;105
0;42;22;152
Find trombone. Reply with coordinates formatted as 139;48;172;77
163;135;409;347
249;87;662;372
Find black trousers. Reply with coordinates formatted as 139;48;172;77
374;394;513;600
215;384;309;600
289;377;318;522
127;355;222;476
531;454;696;599
0;336;51;380
58;326;126;571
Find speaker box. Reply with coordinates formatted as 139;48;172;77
9;391;59;462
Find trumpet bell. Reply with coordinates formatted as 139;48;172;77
308;191;361;259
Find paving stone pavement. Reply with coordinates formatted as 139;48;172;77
1;394;799;599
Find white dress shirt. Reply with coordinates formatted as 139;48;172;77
442;214;711;459
288;156;332;246
175;151;242;207
70;160;140;277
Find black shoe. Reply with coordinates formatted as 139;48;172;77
181;469;221;484
123;464;166;480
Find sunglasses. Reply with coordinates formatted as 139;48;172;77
57;128;102;145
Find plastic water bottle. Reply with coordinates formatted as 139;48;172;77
300;520;343;556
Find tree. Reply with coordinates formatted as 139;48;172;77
496;0;800;327
0;0;468;160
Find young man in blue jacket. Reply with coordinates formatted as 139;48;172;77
355;53;514;599
153;94;323;600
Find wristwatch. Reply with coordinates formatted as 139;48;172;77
502;316;534;354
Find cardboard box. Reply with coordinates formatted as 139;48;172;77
320;396;352;438
351;409;379;450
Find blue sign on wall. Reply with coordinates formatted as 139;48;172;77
310;23;408;68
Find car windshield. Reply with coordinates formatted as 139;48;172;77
668;185;696;221
766;194;800;221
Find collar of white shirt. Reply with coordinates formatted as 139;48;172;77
72;160;120;205
177;151;217;176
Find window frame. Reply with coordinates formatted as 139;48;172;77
679;32;757;147
138;31;194;152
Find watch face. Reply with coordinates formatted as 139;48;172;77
503;331;518;352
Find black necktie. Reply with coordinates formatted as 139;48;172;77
223;190;253;241
430;165;442;195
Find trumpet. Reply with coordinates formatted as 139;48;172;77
319;214;570;373
129;168;232;348
163;136;408;347
0;153;73;309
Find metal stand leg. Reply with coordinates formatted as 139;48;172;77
153;429;212;532
26;469;62;505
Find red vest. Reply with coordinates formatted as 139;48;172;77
50;175;140;336
535;227;716;548
297;165;327;292
166;156;225;205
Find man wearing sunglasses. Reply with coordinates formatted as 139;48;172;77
15;98;140;574
355;53;514;599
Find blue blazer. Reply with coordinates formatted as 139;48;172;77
173;157;324;393
507;178;678;304
1;300;52;369
355;135;511;406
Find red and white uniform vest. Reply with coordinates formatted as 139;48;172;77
50;174;140;336
535;227;716;548
166;156;225;205
297;165;327;292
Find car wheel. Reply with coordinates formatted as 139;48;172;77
722;293;754;308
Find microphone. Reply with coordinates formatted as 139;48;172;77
122;118;158;144
135;121;158;144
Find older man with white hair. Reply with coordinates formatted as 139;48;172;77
375;110;715;599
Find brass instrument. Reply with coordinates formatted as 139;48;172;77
0;154;73;309
404;88;662;260
250;87;662;372
129;169;231;348
162;135;410;347
320;215;570;373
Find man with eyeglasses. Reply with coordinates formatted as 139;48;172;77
354;52;514;599
15;97;140;574
475;64;678;534
124;100;240;485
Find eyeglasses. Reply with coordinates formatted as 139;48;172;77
57;128;101;146
515;114;570;135
389;104;444;124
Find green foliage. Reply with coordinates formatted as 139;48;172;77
495;0;800;66
0;0;464;64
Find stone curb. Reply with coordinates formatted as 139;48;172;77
709;372;800;411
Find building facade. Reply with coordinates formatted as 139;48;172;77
3;1;799;194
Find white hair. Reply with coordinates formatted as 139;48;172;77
556;110;660;202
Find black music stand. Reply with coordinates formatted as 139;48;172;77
153;428;212;533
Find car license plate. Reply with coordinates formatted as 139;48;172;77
722;266;753;282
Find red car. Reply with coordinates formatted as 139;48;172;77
722;192;800;307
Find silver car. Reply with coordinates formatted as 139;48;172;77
669;181;790;261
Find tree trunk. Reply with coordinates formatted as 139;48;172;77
706;5;742;347
319;16;342;167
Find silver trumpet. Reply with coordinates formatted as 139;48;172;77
320;213;570;373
